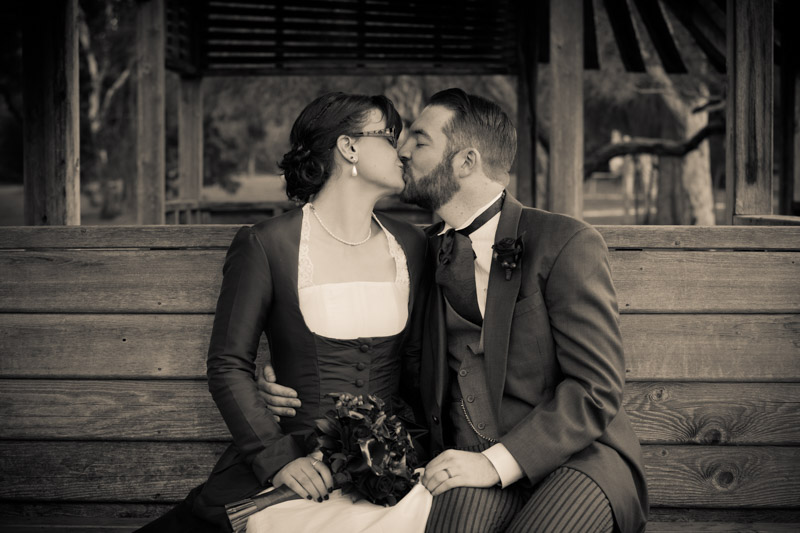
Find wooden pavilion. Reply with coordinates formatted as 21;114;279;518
10;0;800;226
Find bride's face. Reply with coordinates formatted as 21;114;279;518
349;109;405;194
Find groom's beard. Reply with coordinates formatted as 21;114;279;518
400;154;460;211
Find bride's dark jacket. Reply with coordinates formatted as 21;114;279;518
193;208;429;525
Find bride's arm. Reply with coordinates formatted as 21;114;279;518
207;226;305;485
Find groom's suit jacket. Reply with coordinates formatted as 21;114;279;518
420;194;649;533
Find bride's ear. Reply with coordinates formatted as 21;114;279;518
335;135;358;163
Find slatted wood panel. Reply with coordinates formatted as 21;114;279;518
1;313;797;379
1;441;797;509
2;249;798;313
201;0;517;75
2;225;798;250
1;225;798;529
2;380;798;445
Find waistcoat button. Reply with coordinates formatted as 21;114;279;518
466;395;475;403
432;415;439;424
477;422;486;430
459;369;468;377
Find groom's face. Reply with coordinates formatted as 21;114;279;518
398;106;460;211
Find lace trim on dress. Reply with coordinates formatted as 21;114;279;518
298;203;409;290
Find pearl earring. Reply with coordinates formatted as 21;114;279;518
351;159;358;177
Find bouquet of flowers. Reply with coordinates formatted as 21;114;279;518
226;393;420;532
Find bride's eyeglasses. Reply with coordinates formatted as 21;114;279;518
350;127;397;148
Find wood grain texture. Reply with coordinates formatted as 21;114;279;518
643;445;800;508
135;0;166;225
549;0;584;217
2;225;799;251
0;441;227;502
0;314;269;379
610;251;800;313
0;502;172;520
625;382;800;445
21;0;80;226
2;442;796;508
3;249;798;313
177;77;203;203
0;250;224;313
0;380;230;441
1;313;794;380
726;0;774;220
621;314;800;381
2;380;797;445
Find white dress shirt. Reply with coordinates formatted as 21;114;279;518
438;191;525;488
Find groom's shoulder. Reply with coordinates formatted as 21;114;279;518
520;207;603;249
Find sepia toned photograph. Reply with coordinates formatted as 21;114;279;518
0;0;798;531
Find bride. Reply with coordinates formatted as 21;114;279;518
136;92;432;533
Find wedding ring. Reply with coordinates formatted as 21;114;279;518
444;468;452;479
311;459;320;467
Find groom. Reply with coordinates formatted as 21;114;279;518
261;88;648;532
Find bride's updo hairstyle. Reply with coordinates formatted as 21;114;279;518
280;92;403;203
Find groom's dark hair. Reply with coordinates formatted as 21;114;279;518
428;88;516;185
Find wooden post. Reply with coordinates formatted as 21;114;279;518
22;0;80;225
515;0;538;207
178;76;203;207
549;0;583;218
779;1;798;216
726;0;773;224
136;0;166;225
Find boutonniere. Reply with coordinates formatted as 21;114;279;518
492;234;524;280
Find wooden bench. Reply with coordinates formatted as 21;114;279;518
1;225;799;532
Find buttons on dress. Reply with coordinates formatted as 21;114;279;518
356;362;366;371
355;379;365;387
359;344;370;353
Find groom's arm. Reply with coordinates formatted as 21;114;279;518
258;363;301;420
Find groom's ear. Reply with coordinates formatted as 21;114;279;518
335;134;358;161
453;147;480;178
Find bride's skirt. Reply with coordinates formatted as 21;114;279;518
247;483;432;533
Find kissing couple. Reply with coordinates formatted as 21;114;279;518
138;88;648;533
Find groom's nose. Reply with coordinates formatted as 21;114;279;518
397;138;412;159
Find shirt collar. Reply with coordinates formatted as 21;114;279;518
438;190;505;236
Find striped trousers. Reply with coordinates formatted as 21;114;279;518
425;466;614;533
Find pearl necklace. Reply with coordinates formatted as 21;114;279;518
309;204;372;246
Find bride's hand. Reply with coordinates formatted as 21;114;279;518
272;456;334;503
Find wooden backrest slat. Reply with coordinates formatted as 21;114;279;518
1;224;797;516
2;225;799;251
3;380;797;446
2;250;797;313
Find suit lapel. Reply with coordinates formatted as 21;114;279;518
483;193;524;418
424;224;449;407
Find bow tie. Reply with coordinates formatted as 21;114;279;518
438;192;505;265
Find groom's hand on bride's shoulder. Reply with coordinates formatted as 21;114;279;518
421;450;501;496
258;363;302;422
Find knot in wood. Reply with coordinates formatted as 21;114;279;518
709;464;739;491
648;387;669;402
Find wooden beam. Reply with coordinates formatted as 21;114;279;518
22;0;79;225
632;0;687;74
549;0;583;217
136;0;166;225
779;0;798;215
602;0;646;73
662;0;726;74
515;0;538;207
726;0;773;223
177;76;203;208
